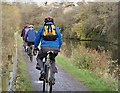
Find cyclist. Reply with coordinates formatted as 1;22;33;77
21;23;29;39
25;24;36;55
21;23;29;51
33;17;62;84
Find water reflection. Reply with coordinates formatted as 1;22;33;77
61;39;119;60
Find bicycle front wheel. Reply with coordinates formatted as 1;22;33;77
49;81;52;93
43;80;45;92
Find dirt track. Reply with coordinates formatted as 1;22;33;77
22;49;88;92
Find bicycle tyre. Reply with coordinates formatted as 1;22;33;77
30;55;33;62
43;80;45;92
49;81;52;93
48;67;53;93
43;62;47;92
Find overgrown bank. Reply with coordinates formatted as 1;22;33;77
59;40;118;91
2;3;21;91
13;34;32;91
56;54;118;91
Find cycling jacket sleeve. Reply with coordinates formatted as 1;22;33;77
25;30;28;41
35;31;37;36
56;27;62;49
34;26;43;48
21;29;23;37
21;28;25;37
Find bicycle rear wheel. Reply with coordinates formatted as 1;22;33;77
43;62;47;92
47;67;53;93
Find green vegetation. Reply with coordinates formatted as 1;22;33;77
58;3;118;44
61;40;118;91
1;3;36;91
21;2;118;44
2;2;119;91
56;54;118;91
2;3;21;91
14;34;32;91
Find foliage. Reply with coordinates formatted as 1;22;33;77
17;2;118;44
72;23;85;39
14;35;32;91
2;2;119;91
2;3;21;91
72;45;118;90
56;55;117;91
2;3;21;60
61;39;118;90
69;3;118;43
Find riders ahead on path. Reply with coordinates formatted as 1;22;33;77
25;24;37;54
34;16;62;83
21;23;30;51
21;23;29;40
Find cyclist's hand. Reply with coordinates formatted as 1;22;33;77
35;47;39;51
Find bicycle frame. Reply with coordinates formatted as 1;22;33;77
43;51;54;93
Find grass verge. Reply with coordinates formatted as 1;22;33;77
56;54;118;92
13;33;32;91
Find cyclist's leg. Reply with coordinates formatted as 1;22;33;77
27;42;31;55
29;42;34;55
36;49;47;80
50;52;58;84
36;49;47;71
25;41;28;51
50;51;58;71
23;40;27;51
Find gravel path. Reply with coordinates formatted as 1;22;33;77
22;49;88;92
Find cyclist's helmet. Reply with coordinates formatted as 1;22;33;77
44;16;54;23
29;24;34;30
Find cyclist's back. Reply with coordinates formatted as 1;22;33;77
26;29;36;42
34;17;62;82
25;25;36;45
34;22;62;49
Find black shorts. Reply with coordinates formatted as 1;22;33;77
37;47;60;61
27;42;34;46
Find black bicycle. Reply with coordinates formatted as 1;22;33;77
42;51;55;93
27;44;34;62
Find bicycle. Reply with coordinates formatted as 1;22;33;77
23;40;27;52
42;51;55;93
27;44;34;62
